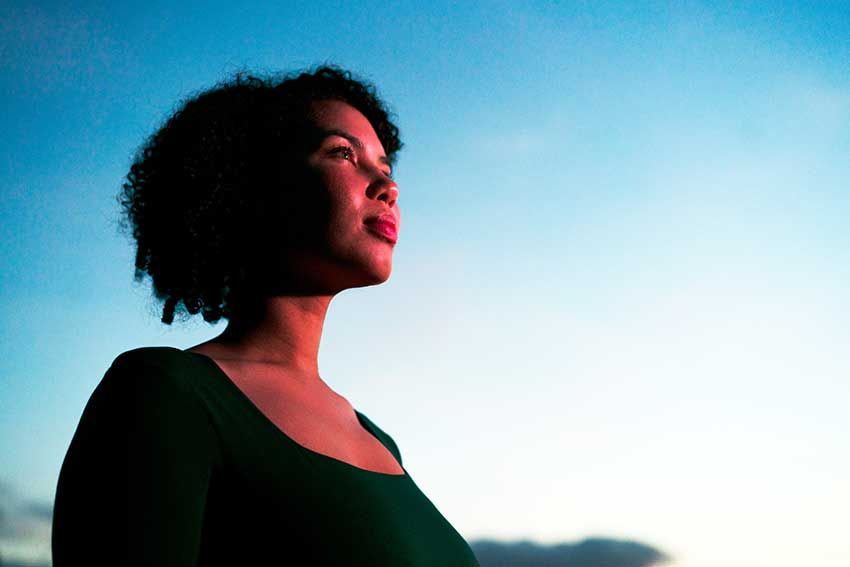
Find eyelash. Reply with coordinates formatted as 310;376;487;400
330;145;356;162
329;145;393;179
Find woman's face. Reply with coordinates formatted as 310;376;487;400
270;99;400;293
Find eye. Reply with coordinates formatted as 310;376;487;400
329;145;356;163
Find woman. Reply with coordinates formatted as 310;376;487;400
52;66;480;566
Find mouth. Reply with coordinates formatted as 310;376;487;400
363;218;398;244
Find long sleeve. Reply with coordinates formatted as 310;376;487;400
52;353;222;566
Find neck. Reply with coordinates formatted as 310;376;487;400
203;293;334;378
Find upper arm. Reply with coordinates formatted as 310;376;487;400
52;353;221;566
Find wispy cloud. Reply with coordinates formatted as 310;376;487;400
0;480;52;565
470;537;670;567
0;4;129;94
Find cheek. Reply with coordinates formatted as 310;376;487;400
289;169;339;222
323;171;365;218
293;165;367;245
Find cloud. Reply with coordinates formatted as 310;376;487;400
0;477;672;567
0;480;53;565
1;560;51;567
0;4;129;95
469;537;670;567
0;6;91;71
475;130;545;159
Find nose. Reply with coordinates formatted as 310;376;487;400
366;174;399;209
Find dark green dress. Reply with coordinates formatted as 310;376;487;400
52;346;480;566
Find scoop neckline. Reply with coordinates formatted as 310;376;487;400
177;347;407;478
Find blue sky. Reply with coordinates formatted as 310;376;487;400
2;2;849;565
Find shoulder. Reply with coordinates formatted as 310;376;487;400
56;347;223;523
356;411;404;466
75;347;222;457
111;345;196;376
89;346;215;422
106;346;206;393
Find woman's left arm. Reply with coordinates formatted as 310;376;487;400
52;354;221;566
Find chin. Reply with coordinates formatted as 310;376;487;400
311;256;393;293
345;247;394;288
372;267;393;285
351;262;393;288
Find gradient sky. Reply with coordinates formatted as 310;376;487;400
2;2;849;566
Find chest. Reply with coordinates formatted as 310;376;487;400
214;358;403;475
195;396;479;566
196;445;478;567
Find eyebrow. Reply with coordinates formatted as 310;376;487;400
320;128;392;169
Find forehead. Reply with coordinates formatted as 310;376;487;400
308;100;384;150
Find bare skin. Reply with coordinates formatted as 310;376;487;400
186;100;403;475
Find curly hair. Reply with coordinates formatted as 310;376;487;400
117;65;403;325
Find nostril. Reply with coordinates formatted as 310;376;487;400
368;177;398;205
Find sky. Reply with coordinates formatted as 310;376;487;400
2;1;849;566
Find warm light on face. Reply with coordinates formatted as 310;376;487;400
265;99;401;293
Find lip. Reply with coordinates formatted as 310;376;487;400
363;214;398;244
